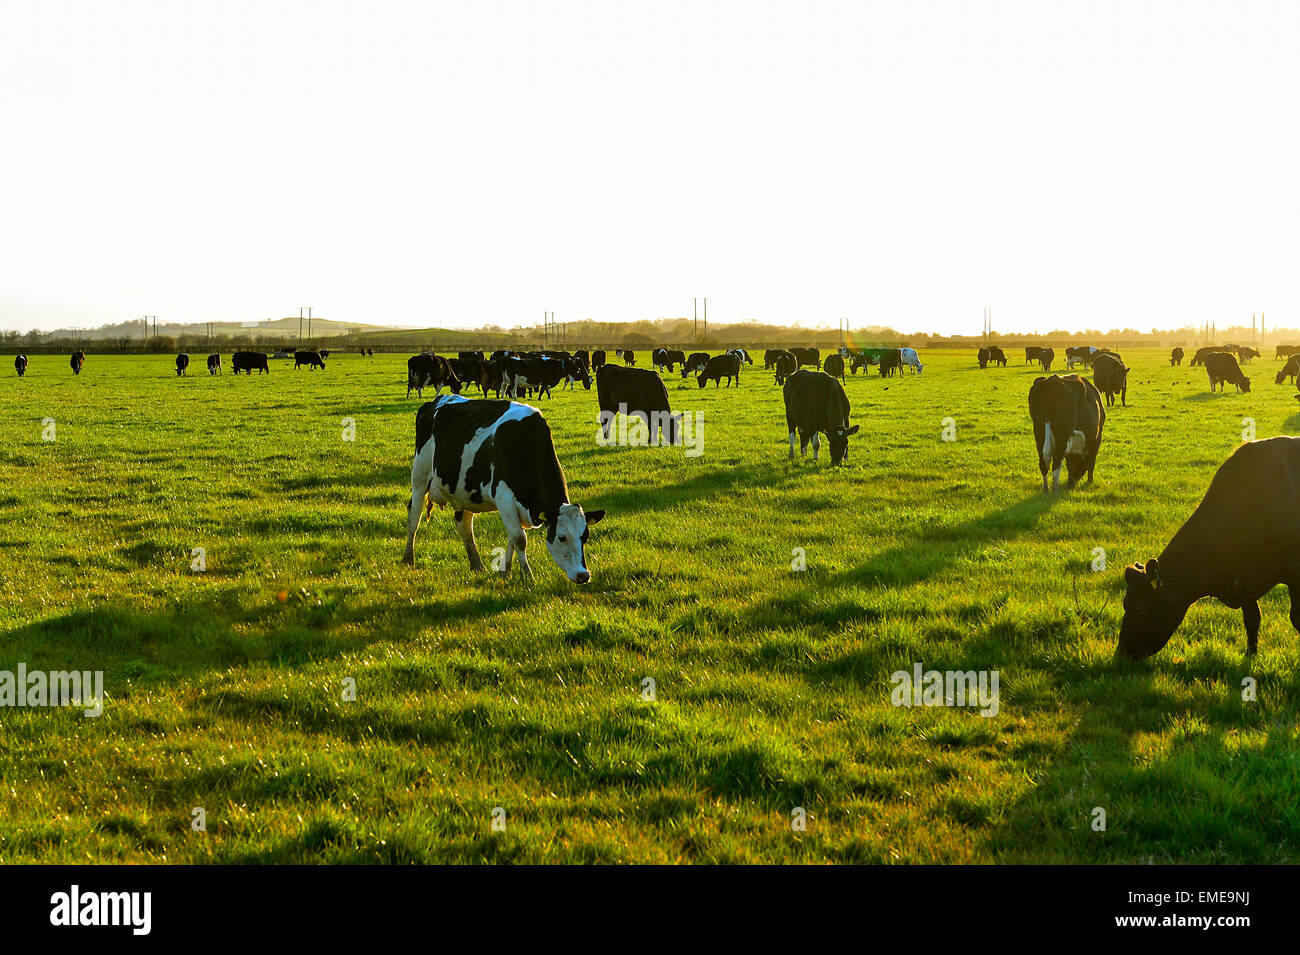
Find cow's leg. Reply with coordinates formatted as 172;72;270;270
455;510;485;571
1051;453;1063;492
811;432;821;461
788;430;797;459
1243;600;1260;654
402;463;429;566
1038;452;1049;493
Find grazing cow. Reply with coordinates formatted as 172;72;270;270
1239;346;1260;364
697;353;740;388
878;348;902;377
232;351;269;374
175;353;190;376
1116;437;1300;659
790;347;821;370
449;358;480;392
1275;345;1300;360
1276;355;1300;385
407;354;461;398
652;348;668;372
987;346;1007;367
850;350;878;375
729;348;753;365
782;370;859;465
478;361;506;398
1028;374;1105;492
898;347;923;374
70;351;84;375
1025;346;1044;365
596;364;677;445
1204;352;1251;393
207;354;221;375
978;347;990;369
619;349;636;366
1091;352;1129;406
1064;345;1097;369
319;350;330;359
14;355;27;377
1189;346;1223;367
1170;347;1184;366
652;348;686;373
764;349;781;370
591;350;607;371
681;352;711;378
773;351;798;385
560;356;592;391
1039;347;1055;372
504;356;569;399
666;349;687;371
824;353;846;381
402;395;605;582
295;350;326;370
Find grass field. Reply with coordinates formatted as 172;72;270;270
1;347;1298;864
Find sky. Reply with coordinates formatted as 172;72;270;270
1;0;1297;335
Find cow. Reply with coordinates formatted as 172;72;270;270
697;353;740;388
206;354;221;375
175;353;190;376
618;349;636;366
1189;346;1222;367
1116;437;1300;659
1204;352;1251;393
773;351;798;385
70;351;84;375
478;361;506;398
987;346;1007;367
1239;346;1260;364
978;347;990;369
295;350;326;370
1276;355;1300;385
850;350;878;375
1025;346;1044;365
878;348;902;377
1039;347;1055;372
591;350;607;371
681;352;711;378
1064;346;1097;369
560;356;592;391
898;347;923;374
1092;352;1129;406
319;350;330;359
449;358;480;392
782;370;859;465
823;353;846;381
728;348;753;365
402;395;605;583
1028;374;1105;493
764;349;782;370
232;351;269;374
407;354;461;398
790;347;821;370
504;356;568;399
1170;347;1184;366
652;348;686;373
1276;345;1300;360
596;364;677;445
14;355;27;377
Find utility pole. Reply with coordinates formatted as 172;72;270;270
703;297;707;337
307;307;312;341
694;298;698;340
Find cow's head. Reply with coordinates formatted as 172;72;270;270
828;424;860;465
1240;376;1252;393
545;504;605;584
1115;558;1187;660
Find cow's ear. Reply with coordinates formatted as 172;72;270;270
584;509;605;526
844;425;860;436
1144;557;1161;584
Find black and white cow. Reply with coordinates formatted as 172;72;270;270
681;352;710;378
207;353;221;374
697;353;740;388
403;395;605;582
591;350;607;371
504;356;568;399
14;355;27;377
560;356;592;391
407;353;461;398
70;351;84;375
783;369;859;465
653;348;686;373
175;353;190;376
727;348;753;366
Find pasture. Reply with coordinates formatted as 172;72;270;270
1;347;1298;863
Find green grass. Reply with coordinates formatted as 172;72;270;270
1;348;1298;863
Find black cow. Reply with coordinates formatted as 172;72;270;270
70;352;84;375
1189;346;1222;367
978;347;990;369
1028;374;1105;492
1276;345;1300;360
560;356;592;391
1039;347;1055;372
319;350;330;359
653;348;686;373
232;351;269;374
618;349;636;366
1092;352;1129;406
591;350;607;371
681;352;710;378
764;349;782;370
1170;347;1184;366
987;346;1007;367
295;351;326;370
403;395;605;582
697;353;740;388
407;354;461;398
1117;437;1300;659
206;354;221;374
1276;355;1300;385
479;361;506;398
175;353;190;376
790;347;821;370
824;353;846;381
782;370;858;465
1205;352;1251;393
878;349;902;377
1025;346;1044;365
14;355;27;377
773;351;798;385
596;365;676;445
449;357;480;391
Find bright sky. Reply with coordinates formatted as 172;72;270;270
2;0;1297;335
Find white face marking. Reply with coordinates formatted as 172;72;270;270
1065;430;1086;457
546;504;591;582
